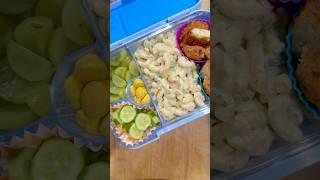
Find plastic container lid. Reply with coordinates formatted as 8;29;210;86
110;0;200;48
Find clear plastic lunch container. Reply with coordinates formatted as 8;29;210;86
51;43;109;149
83;0;210;149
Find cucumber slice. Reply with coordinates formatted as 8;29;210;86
114;66;127;79
80;162;109;180
112;74;126;88
119;105;136;123
31;138;85;180
112;108;121;124
152;116;160;125
129;124;144;139
135;113;151;131
8;147;36;180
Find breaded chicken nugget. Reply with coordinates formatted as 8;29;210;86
296;48;320;109
181;45;206;61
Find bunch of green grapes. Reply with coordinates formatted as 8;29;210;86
110;48;140;103
0;0;95;130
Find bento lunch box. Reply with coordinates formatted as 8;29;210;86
85;0;209;148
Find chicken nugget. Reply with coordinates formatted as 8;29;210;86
181;45;206;61
296;48;320;109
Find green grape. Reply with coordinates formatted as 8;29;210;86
7;40;54;82
48;27;70;67
110;55;120;67
110;95;120;103
118;49;128;61
0;0;35;15
62;0;94;46
35;0;66;26
26;84;52;116
119;88;126;98
111;74;126;88
125;71;132;83
120;56;131;67
129;61;139;76
110;86;122;95
114;66;127;79
0;104;37;130
14;16;54;57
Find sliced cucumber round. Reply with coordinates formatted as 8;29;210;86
135;113;151;131
80;162;109;180
119;105;136;123
129;124;144;140
31;138;85;180
8;147;36;180
112;108;121;124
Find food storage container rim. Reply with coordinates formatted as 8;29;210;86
110;0;201;49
